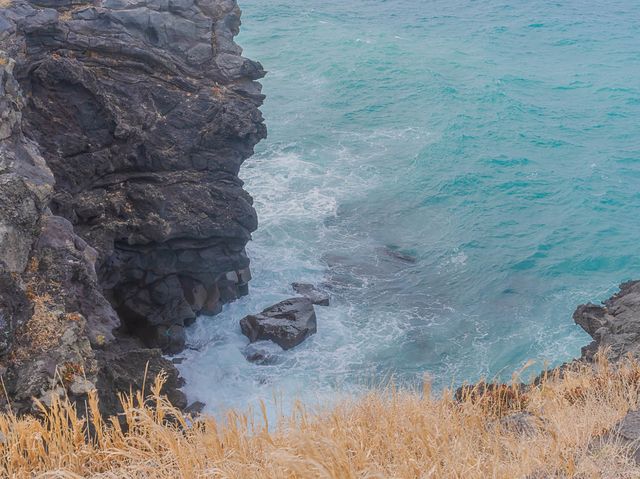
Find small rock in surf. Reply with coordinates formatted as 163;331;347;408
240;298;317;350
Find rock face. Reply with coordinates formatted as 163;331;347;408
574;281;640;362
240;298;317;350
0;0;264;415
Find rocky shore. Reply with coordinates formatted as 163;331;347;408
574;280;640;363
0;0;265;416
1;0;640;426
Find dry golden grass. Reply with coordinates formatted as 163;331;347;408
1;355;640;478
0;0;11;9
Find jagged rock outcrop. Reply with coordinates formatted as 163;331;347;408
0;0;264;415
574;280;640;362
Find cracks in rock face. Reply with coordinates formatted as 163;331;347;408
26;0;265;351
0;0;265;416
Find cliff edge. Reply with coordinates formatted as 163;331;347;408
0;0;265;415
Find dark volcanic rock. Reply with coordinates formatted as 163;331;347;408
292;282;330;306
0;272;31;355
94;336;187;417
3;0;265;354
574;281;640;362
0;0;265;415
240;298;317;350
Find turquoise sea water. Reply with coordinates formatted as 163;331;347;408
180;0;640;413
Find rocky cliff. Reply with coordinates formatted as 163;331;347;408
0;0;265;415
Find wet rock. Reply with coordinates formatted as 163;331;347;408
245;351;269;363
574;281;640;362
185;401;206;416
240;298;317;350
292;282;330;306
243;340;283;364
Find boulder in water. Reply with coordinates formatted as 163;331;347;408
291;282;330;306
240;298;317;350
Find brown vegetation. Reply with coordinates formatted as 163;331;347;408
1;355;640;478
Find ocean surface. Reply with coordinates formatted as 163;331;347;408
179;0;640;415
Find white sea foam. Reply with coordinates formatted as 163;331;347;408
450;250;468;266
178;144;387;419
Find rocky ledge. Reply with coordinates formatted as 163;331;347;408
0;0;265;416
574;280;640;363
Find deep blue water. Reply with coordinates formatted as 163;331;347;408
179;0;640;414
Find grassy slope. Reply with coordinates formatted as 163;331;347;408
1;354;640;478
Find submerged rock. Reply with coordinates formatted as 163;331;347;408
574;281;640;362
378;246;418;264
240;298;317;350
243;340;284;364
291;282;330;306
